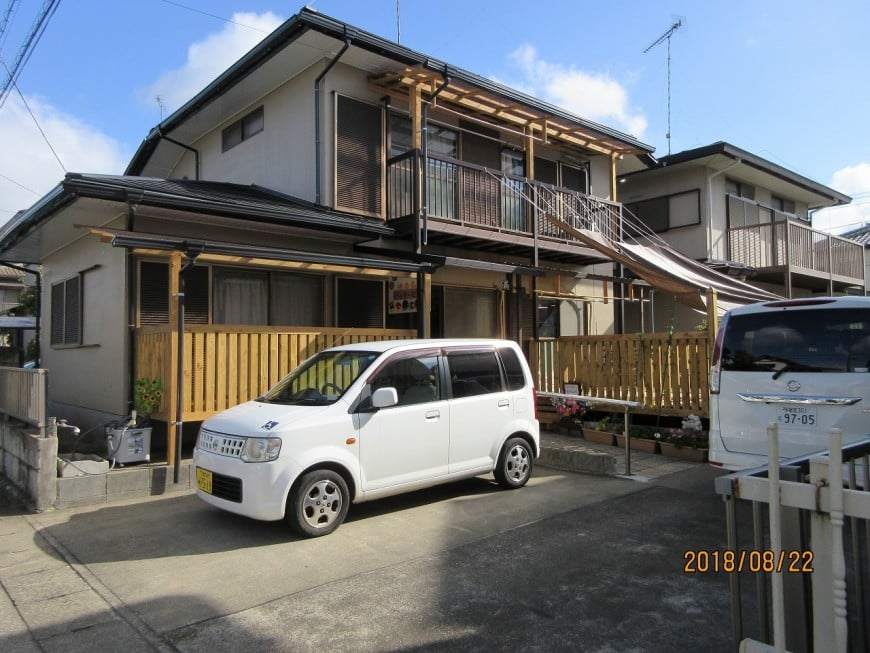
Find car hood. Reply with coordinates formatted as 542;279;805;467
201;400;335;436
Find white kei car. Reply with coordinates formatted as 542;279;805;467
193;339;540;537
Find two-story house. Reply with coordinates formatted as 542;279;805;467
0;9;668;456
619;142;863;331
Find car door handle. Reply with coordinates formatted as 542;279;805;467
498;399;510;408
425;410;440;420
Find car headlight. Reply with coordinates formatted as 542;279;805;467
240;437;282;462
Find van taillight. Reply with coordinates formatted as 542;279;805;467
533;387;539;419
710;319;727;394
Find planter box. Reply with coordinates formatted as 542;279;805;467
659;441;708;462
582;429;616;446
614;434;660;454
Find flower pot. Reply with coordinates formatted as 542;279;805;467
659;441;708;462
582;429;615;446
615;434;660;453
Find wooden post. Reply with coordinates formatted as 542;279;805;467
706;288;718;349
166;252;181;467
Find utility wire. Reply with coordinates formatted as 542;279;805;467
0;170;39;195
1;55;65;173
0;0;60;109
157;0;271;32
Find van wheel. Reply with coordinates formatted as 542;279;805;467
494;438;533;489
287;470;349;537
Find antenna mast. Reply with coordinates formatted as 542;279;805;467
643;19;682;156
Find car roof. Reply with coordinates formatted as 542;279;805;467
324;338;519;354
727;296;870;316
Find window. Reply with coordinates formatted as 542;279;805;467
222;107;264;152
625;189;700;233
537;299;560;338
50;276;80;346
389;113;412;158
771;195;796;215
725;178;755;200
140;262;323;327
370;353;441;406
442;287;498;337
447;350;503;397
533;157;589;194
336;95;383;215
498;347;527;390
337;278;383;328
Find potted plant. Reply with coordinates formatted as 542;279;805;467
582;415;617;446
134;376;164;426
657;415;708;462
550;397;587;436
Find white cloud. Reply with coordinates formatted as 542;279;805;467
504;44;647;139
811;163;870;233
0;94;128;224
141;12;284;112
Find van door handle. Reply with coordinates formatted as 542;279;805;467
498;399;510;408
425;410;440;420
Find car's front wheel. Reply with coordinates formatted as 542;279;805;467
286;469;349;537
494;437;533;489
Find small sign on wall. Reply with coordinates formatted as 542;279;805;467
388;277;417;314
564;383;579;396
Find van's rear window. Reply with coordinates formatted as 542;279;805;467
721;308;870;374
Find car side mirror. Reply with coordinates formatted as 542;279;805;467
372;387;399;409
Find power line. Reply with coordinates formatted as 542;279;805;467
0;0;60;109
157;0;271;33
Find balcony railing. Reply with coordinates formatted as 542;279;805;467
727;195;865;284
387;151;622;247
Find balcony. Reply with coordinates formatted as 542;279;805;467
387;150;621;264
726;195;865;292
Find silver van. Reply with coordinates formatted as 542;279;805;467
709;296;870;470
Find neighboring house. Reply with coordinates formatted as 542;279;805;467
839;223;870;294
0;265;24;315
618;142;863;331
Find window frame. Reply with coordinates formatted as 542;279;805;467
222;106;265;152
50;275;82;347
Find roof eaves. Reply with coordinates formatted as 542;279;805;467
0;181;73;262
657;142;851;206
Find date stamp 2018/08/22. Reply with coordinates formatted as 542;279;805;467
683;549;814;574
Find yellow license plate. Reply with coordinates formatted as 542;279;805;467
196;467;213;494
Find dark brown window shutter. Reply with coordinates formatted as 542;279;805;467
335;95;382;215
140;262;209;325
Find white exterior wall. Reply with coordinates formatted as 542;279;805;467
41;230;129;432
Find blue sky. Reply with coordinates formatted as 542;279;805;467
1;0;868;232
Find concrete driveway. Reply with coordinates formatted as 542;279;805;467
2;464;734;652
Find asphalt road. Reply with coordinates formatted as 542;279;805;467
4;464;734;652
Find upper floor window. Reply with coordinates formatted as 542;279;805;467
625;189;700;233
222;107;264;152
771;195;796;215
725;178;755;200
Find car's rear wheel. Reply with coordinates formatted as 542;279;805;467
287;469;349;537
494;437;533;489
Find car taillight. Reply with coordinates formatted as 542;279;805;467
710;317;727;394
532;387;539;419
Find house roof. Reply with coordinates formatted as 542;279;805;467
127;7;653;176
0;173;395;263
649;142;851;208
840;223;870;245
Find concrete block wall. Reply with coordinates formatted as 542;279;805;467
55;461;194;510
0;420;57;511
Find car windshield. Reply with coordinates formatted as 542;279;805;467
260;350;379;405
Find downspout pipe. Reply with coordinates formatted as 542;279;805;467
420;67;450;250
126;201;137;420
1;261;40;365
174;243;204;484
158;129;200;180
315;31;352;206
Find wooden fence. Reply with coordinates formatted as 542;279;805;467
528;331;713;418
136;326;416;422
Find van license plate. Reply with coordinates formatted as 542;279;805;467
777;406;817;428
196;467;213;494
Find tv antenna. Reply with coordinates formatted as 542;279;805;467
643;19;683;156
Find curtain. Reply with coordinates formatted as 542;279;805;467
213;269;268;324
